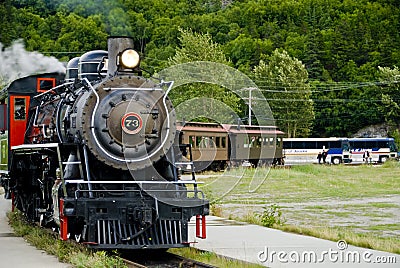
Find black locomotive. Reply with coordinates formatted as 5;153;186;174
0;37;209;249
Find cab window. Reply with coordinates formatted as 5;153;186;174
14;98;26;120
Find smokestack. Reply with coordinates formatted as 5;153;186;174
107;36;134;77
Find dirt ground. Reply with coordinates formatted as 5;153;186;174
220;194;400;237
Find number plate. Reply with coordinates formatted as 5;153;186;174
121;113;143;134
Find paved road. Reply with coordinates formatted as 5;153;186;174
0;195;71;268
189;216;400;267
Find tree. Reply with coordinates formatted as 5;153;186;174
0;0;17;46
166;28;244;123
57;13;108;53
378;66;400;129
170;28;227;65
224;34;274;72
253;49;314;137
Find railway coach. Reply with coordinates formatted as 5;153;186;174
177;121;284;171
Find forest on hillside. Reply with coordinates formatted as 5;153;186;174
0;0;399;139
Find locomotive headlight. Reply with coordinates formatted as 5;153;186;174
120;49;140;69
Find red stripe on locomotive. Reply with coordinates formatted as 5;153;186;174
9;95;30;148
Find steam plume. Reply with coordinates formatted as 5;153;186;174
0;40;65;87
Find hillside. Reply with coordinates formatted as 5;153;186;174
1;0;399;139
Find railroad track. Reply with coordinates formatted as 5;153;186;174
121;250;217;268
31;221;215;267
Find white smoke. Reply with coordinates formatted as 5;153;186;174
0;40;66;87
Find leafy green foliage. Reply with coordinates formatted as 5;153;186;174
256;204;286;228
1;0;400;137
253;49;314;137
167;28;244;122
378;66;400;128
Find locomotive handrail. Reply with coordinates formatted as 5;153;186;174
83;78;176;164
33;81;74;99
62;161;81;164
83;145;94;198
11;143;60;150
174;162;194;165
105;87;164;91
73;189;207;200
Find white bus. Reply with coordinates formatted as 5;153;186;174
283;138;351;165
349;138;398;163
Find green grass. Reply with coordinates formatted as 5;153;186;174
7;211;128;268
201;165;400;204
7;210;260;267
304;205;325;210
368;202;400;208
278;225;400;254
367;223;400;231
199;164;400;254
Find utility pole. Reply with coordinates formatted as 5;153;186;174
242;87;257;126
248;87;252;126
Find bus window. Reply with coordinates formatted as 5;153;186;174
216;137;221;148
291;141;305;149
305;141;317;149
269;137;274;146
329;141;341;148
316;141;329;150
351;141;366;149
342;142;349;151
377;141;388;149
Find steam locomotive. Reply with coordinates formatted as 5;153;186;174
0;37;209;249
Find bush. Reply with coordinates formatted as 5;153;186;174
257;204;285;228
